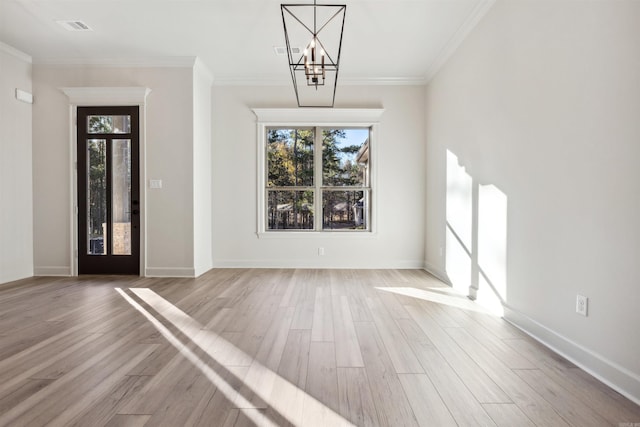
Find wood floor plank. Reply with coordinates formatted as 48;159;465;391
188;366;249;427
375;289;412;320
456;319;537;370
398;373;457;427
1;342;158;427
482;403;536;427
503;337;577;371
366;297;424;374
233;408;279;427
238;306;294;408
444;327;570;426
416;299;462;328
0;378;54;414
407;340;497;427
103;414;152;427
337;367;380;427
277;329;310;388
405;304;510;404
514;368;612;427
304;342;340;417
0;332;103;398
142;373;217;427
333;295;364;367
291;271;317;330
346;281;374;322
311;285;334;342
302;342;356;426
354;321;419;427
71;375;151;427
395;317;434;346
505;338;640;423
566;367;640;423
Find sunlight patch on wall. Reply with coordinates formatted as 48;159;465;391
444;149;508;317
445;150;473;294
477;183;507;316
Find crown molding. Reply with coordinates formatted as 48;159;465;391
0;41;32;63
424;0;496;83
341;76;427;86
213;76;426;87
213;77;289;87
34;56;197;68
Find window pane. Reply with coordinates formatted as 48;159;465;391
322;128;369;186
87;139;107;254
112;139;132;255
322;190;367;230
267;129;314;187
88;115;131;134
267;190;314;230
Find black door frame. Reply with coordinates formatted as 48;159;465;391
77;106;140;275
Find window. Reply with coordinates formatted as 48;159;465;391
254;108;383;236
266;127;370;231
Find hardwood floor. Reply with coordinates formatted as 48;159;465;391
0;269;638;426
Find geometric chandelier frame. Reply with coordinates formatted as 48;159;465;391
281;1;346;107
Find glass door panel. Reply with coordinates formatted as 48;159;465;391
87;115;131;134
112;139;132;255
87;139;107;255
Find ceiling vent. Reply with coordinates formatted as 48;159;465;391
56;20;93;31
273;46;301;56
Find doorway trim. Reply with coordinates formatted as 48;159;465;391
61;87;151;276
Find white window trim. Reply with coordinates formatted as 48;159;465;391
253;108;384;239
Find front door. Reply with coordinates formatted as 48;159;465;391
77;106;140;275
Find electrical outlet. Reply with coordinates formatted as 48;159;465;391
576;294;588;316
318;247;324;256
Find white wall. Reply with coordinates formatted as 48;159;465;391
212;84;425;268
425;1;640;402
32;65;197;276
0;42;33;284
193;60;213;276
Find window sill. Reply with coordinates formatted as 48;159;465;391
256;231;378;239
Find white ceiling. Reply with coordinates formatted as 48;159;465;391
0;0;494;84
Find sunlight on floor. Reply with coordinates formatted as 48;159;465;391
116;287;354;427
375;286;503;316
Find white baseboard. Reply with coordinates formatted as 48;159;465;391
503;304;640;406
34;266;72;276
423;261;452;285
145;267;196;278
212;259;426;269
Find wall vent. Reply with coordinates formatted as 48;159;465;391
274;46;301;56
56;20;93;31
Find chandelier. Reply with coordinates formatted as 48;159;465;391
281;0;346;107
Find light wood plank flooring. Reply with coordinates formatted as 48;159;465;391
0;269;638;426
